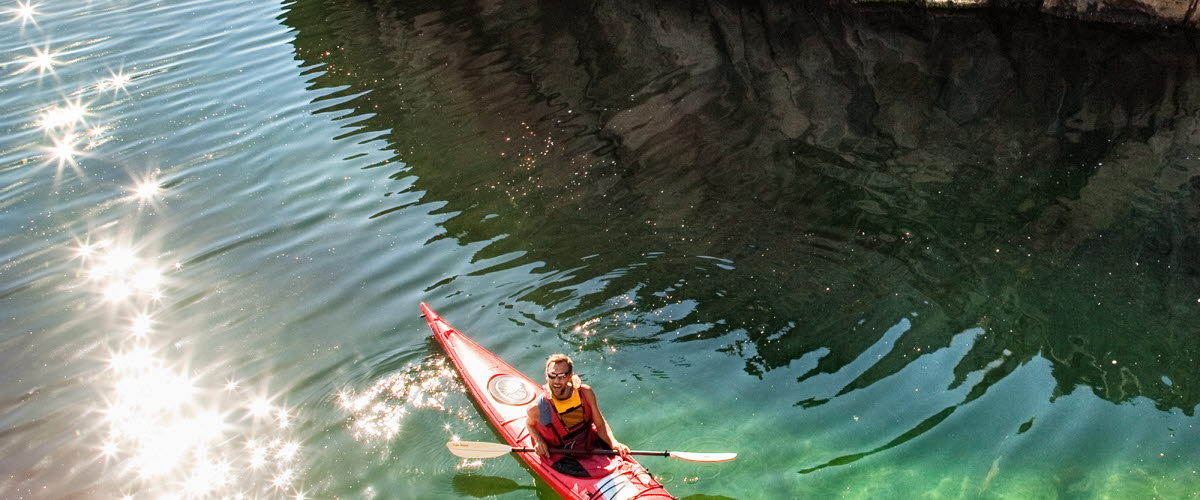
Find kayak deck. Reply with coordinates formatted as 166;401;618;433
421;302;673;500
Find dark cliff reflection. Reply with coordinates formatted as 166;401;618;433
281;0;1199;415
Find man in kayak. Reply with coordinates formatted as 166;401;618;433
526;354;631;459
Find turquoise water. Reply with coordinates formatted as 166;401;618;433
2;0;1198;498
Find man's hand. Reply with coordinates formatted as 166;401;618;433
533;438;550;457
611;440;630;458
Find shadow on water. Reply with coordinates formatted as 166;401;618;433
451;473;539;498
452;473;741;499
279;0;1199;437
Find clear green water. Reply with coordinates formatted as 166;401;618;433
2;0;1198;498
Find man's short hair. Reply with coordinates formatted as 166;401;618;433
546;353;573;373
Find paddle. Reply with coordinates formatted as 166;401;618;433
447;440;737;463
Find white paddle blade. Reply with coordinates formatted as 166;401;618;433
667;451;738;463
447;440;514;459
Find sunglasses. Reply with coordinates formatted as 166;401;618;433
545;371;571;380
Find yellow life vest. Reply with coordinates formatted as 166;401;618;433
550;387;588;430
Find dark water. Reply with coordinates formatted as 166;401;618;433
2;0;1198;498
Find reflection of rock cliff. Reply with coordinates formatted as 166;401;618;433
918;0;1200;28
284;0;1199;413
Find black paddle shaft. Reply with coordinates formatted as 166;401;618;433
511;447;670;457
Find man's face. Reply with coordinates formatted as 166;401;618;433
546;361;571;393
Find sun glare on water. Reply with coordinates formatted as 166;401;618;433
17;44;62;76
131;178;160;201
35;98;102;177
9;0;39;25
49;132;80;162
38;100;89;130
98;70;132;92
17;1;314;498
338;357;477;443
73;236;310;498
99;339;309;497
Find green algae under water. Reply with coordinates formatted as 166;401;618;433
0;0;1197;498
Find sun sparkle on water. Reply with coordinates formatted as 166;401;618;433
76;239;103;260
9;1;38;25
100;440;119;459
339;358;477;443
248;442;268;469
18;45;60;75
276;441;300;461
131;179;160;201
39;101;89;130
27;0;307;489
249;397;273;418
271;468;294;489
49;132;81;166
99;70;131;92
73;231;309;498
130;313;152;338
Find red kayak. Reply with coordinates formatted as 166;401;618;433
421;302;674;499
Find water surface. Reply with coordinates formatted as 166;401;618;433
1;0;1198;498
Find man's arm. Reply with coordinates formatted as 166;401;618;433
526;405;551;457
